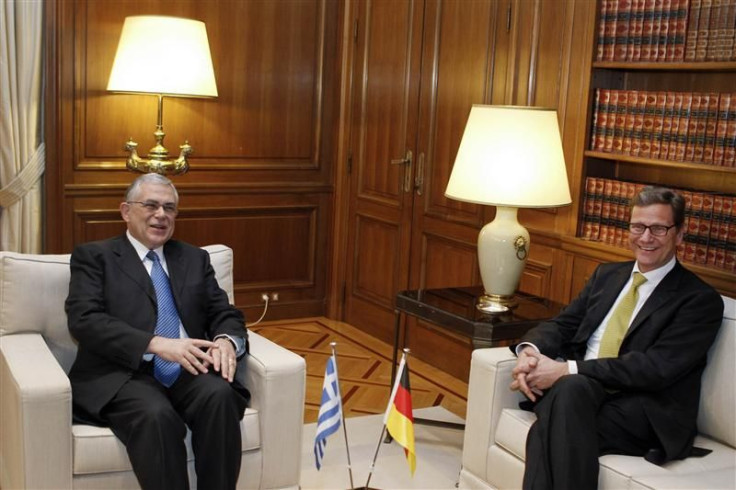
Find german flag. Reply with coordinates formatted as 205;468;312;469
383;356;416;476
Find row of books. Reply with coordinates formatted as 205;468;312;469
579;177;736;271
590;89;736;166
596;0;736;63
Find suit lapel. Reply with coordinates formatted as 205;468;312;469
590;263;633;327
625;262;682;339
112;235;156;302
163;241;188;303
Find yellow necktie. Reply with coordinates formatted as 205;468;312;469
598;272;648;359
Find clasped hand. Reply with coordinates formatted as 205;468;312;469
510;347;568;402
147;337;238;382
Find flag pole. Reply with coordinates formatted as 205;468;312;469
363;348;410;489
330;342;355;489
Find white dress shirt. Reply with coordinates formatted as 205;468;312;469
126;231;245;359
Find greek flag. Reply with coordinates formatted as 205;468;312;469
314;354;342;470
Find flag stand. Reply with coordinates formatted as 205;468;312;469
331;343;355;489
357;348;415;490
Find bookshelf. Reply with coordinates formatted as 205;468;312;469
575;0;736;295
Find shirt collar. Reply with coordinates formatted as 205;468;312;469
633;255;676;285
126;230;164;262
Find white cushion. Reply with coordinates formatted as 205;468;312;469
494;408;534;461
0;252;77;372
698;296;736;447
72;407;261;475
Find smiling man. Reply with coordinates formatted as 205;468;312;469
66;173;249;490
510;186;724;490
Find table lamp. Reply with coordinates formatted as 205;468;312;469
107;15;218;175
445;105;571;313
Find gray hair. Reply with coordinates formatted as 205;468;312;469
631;186;685;228
124;173;179;203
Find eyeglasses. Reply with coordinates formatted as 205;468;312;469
628;223;677;237
127;201;178;215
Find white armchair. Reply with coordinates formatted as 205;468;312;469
459;295;736;490
0;245;306;490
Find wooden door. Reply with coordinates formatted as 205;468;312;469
342;0;425;342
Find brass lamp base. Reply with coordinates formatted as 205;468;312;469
123;94;192;175
476;293;519;313
125;138;192;175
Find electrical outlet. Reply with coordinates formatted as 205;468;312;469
260;293;269;302
270;292;279;302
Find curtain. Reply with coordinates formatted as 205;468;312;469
0;0;45;253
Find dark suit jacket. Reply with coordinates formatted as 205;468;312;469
518;260;723;462
65;235;247;419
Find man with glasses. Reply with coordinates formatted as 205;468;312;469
510;186;724;490
66;173;248;490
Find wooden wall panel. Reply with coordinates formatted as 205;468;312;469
45;0;342;321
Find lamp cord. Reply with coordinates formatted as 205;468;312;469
245;296;269;327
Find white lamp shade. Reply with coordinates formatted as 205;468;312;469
107;16;218;97
445;105;571;208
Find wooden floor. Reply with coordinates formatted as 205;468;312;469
251;317;468;424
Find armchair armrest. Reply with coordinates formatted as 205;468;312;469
237;331;306;490
462;347;525;477
0;333;73;489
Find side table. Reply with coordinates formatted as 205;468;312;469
390;286;564;432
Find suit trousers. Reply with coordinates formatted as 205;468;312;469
101;364;248;490
523;375;659;490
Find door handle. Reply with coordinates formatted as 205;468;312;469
390;150;413;193
414;152;424;195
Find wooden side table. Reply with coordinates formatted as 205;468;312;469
389;286;564;433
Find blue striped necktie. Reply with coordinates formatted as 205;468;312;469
147;250;181;387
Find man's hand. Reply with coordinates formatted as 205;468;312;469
147;337;216;375
206;337;238;383
510;347;543;401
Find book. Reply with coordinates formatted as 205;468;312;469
591;178;606;240
620;182;640;247
611;180;627;247
615;0;634;60
631;90;649;156
599;180;615;244
650;91;668;158
724;0;736;60
580;177;598;239
675;92;693;161
630;0;647;60
713;93;731;165
666;91;685;159
695;192;714;264
597;0;609;60
679;190;697;261
613;90;630;153
725;93;736;166
695;0;712;61
671;0;690;60
685;93;704;162
725;220;736;272
591;88;602;150
706;0;724;60
702;92;720;163
706;194;726;265
716;196;735;268
641;0;658;59
685;0;702;61
640;91;658;157
605;90;620;152
656;0;672;60
604;0;620;60
623;90;639;154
